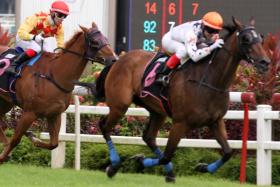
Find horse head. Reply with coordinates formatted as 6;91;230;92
80;22;118;66
231;17;271;73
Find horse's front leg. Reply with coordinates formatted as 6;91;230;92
27;114;61;150
0;111;37;163
139;122;187;182
140;112;175;182
195;119;232;173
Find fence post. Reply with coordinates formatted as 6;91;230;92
51;112;67;168
74;95;81;170
256;105;272;186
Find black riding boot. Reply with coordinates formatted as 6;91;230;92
156;65;172;86
5;52;30;76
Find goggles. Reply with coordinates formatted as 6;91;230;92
204;26;219;34
55;12;67;19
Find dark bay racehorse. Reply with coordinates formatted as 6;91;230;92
0;22;118;162
95;18;270;181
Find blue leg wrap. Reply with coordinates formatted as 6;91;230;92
153;148;173;173
107;140;120;167
143;158;159;167
207;159;224;174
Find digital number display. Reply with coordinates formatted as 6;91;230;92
116;0;280;53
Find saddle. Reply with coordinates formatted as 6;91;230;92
140;52;173;116
0;48;41;103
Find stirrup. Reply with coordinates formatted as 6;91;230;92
156;75;170;86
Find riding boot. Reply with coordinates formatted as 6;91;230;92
5;52;31;76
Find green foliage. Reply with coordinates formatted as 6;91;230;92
0;25;14;46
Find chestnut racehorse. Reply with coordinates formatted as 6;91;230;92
0;22;118;162
95;18;270;181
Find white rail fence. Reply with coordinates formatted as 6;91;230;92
39;89;280;186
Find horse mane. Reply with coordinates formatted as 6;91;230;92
54;31;83;58
222;24;237;40
64;31;83;49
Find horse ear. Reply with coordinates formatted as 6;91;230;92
232;16;242;30
79;25;89;33
249;16;255;26
92;22;98;29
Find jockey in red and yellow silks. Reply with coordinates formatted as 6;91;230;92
17;11;64;50
3;0;69;75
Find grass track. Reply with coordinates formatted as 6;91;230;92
0;164;274;187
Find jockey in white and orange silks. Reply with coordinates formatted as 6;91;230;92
4;0;69;75
157;12;224;84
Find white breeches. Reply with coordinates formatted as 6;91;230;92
162;33;188;64
16;35;58;53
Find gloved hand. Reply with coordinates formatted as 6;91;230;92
33;34;44;43
209;39;224;51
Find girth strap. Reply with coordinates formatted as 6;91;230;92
34;72;73;93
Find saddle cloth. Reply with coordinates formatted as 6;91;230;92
140;52;172;116
0;48;41;103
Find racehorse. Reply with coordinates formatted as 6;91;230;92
0;22;118;162
95;18;270;182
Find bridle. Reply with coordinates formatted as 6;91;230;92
54;28;111;64
222;26;263;63
187;25;265;93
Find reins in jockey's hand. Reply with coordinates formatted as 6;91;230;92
54;47;105;64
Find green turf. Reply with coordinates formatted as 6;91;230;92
0;164;274;187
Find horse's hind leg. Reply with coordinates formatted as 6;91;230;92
27;114;61;150
0;111;37;163
141;112;175;182
0;117;9;147
0;99;13;147
99;105;129;178
195;119;232;173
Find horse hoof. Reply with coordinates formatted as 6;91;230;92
165;171;176;183
195;163;208;173
106;164;119;178
0;155;9;164
130;154;145;173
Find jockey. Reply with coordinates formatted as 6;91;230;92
4;0;69;75
157;11;224;84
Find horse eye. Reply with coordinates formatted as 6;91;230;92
90;40;99;46
242;34;253;44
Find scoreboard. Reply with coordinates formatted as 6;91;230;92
115;0;280;53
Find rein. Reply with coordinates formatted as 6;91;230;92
186;26;261;93
54;47;105;64
187;49;229;93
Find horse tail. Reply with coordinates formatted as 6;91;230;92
73;81;97;96
95;64;113;100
